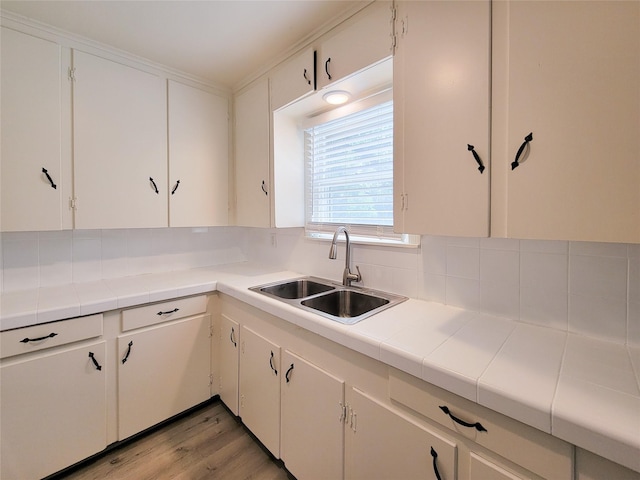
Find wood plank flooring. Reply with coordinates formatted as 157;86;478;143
55;400;293;480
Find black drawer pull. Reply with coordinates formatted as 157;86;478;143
511;132;533;170
171;180;180;195
285;363;294;383
467;144;485;173
20;332;58;343
42;168;57;189
230;327;237;347
88;352;103;371
149;177;159;194
122;341;133;364
157;308;179;316
261;180;268;195
303;68;311;85
431;447;442;480
439;405;487;432
269;351;278;376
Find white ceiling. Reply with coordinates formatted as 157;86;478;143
0;0;367;88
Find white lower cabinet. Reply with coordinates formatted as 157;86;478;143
239;325;281;457
118;314;211;439
469;453;527;480
345;387;457;480
281;350;345;480
219;313;240;415
0;341;107;480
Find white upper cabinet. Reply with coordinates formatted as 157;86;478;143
270;47;316;111
393;0;491;237
491;1;640;243
73;50;168;229
0;27;72;232
168;80;229;227
316;1;393;90
234;78;271;227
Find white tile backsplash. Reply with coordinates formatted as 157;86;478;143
1;227;637;345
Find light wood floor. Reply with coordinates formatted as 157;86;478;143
56;400;293;480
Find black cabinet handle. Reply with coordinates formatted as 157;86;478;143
171;180;180;195
261;180;268;195
511;132;533;170
230;327;237;347
20;332;57;343
88;352;103;371
431;447;443;480
285;363;294;383
439;406;487;432
122;341;133;364
303;68;311;85
325;58;332;80
467;144;485;174
149;177;159;194
42;168;57;189
269;351;278;376
157;308;179;316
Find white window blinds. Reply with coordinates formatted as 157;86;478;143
304;100;394;229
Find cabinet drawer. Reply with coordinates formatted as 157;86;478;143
1;314;103;359
122;295;207;331
389;368;573;480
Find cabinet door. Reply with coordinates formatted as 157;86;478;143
168;80;229;227
281;350;345;480
118;315;211;439
1;342;107;480
234;78;271;227
345;387;457;480
0;27;70;232
73;50;167;229
270;47;315;111
469;453;528;480
219;313;240;415
492;1;640;243
239;326;280;457
317;1;393;90
394;0;491;237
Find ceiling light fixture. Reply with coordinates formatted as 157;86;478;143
322;90;351;105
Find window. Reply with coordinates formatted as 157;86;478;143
303;93;416;245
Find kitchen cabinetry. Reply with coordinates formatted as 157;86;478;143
0;315;106;480
280;350;345;480
316;1;392;90
218;313;240;415
0;26;72;232
234;78;271;227
491;0;639;243
239;325;281;456
73;50;167;229
118;298;211;439
345;387;457;480
168;80;229;227
393;0;491;237
270;47;316;111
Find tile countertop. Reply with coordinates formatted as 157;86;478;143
1;264;639;473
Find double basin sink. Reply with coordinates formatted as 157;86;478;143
249;277;407;325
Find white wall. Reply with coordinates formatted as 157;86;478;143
1;227;638;347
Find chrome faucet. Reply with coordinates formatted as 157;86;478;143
329;226;362;286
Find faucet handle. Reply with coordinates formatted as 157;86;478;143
354;265;362;283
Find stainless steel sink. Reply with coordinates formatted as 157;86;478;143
249;277;407;324
301;290;389;319
257;278;335;299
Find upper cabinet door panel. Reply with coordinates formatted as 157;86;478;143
493;1;640;243
270;47;315;111
168;80;229;227
234;78;271;227
317;1;393;90
73;50;167;229
394;0;491;237
0;27;68;232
